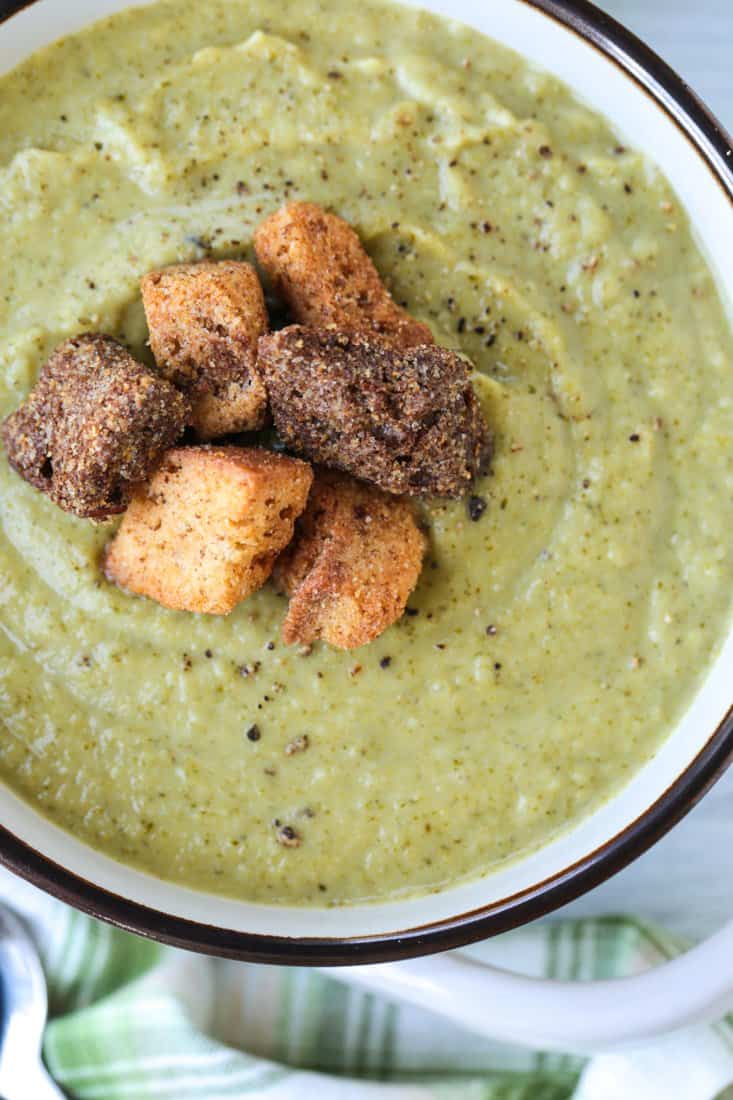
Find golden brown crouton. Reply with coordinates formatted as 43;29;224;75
1;333;189;519
141;261;269;440
273;469;426;649
104;447;313;615
254;202;433;348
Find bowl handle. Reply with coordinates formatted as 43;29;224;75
321;919;733;1053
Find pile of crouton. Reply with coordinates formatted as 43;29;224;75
2;203;490;649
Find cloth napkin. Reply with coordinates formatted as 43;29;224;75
3;869;733;1100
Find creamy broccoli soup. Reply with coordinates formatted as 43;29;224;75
0;0;731;905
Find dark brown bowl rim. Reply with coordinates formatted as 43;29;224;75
0;0;732;965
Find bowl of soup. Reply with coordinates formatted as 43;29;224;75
0;0;731;965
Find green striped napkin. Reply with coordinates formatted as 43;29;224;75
3;871;733;1100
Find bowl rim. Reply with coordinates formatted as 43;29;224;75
0;0;732;965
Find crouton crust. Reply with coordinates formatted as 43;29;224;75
1;333;189;519
104;446;313;615
254;202;433;348
273;469;426;649
141;261;269;440
258;327;492;498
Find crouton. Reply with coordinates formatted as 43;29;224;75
104;447;313;615
1;333;189;519
258;327;492;498
254;202;433;348
141;261;269;439
273;469;426;649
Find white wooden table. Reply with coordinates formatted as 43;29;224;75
557;0;733;941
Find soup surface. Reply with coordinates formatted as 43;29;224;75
0;0;731;905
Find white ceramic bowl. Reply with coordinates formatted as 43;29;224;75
1;0;732;1050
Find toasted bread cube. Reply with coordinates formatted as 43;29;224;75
273;469;426;649
104;447;313;615
254;202;433;348
258;327;492;498
1;333;189;519
141;261;269;440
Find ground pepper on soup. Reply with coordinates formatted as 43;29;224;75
0;0;731;905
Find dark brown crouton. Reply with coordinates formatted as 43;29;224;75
104;447;313;614
254;202;432;348
258;327;491;498
1;334;189;519
141;261;269;439
273;469;426;649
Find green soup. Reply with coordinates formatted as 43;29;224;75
0;0;731;905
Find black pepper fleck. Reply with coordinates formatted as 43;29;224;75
538;145;553;158
246;724;261;742
186;235;210;250
629;433;640;443
276;824;301;848
239;661;261;677
468;495;487;521
380;656;392;668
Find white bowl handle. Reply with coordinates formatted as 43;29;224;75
320;919;733;1053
